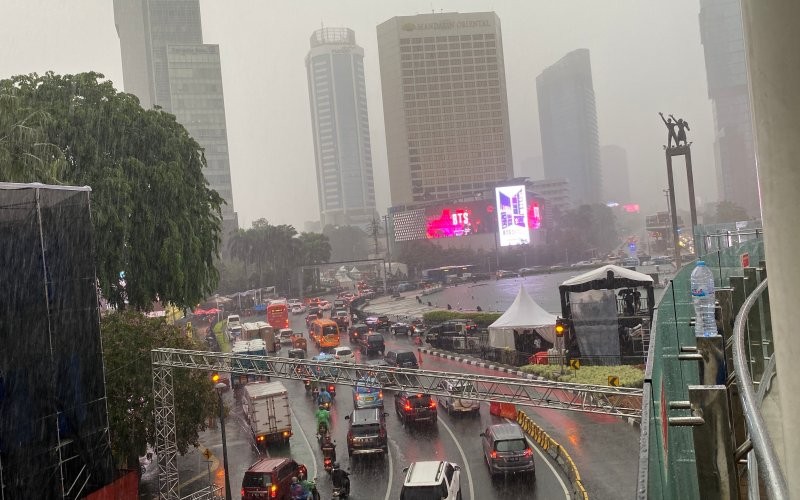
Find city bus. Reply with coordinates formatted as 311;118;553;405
310;319;340;350
266;301;289;330
422;265;476;283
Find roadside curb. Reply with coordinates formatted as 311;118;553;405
418;347;640;429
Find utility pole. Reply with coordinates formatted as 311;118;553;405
369;216;380;256
382;215;392;274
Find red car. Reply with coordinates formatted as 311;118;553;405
241;457;308;500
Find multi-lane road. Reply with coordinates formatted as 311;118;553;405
147;311;637;499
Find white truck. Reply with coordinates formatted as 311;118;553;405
242;321;279;353
226;314;242;341
242;381;292;447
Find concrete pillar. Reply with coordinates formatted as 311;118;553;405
741;1;800;495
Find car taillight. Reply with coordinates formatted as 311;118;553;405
356;394;361;400
270;484;278;498
523;448;533;457
257;435;265;442
404;402;412;411
328;385;334;392
378;391;383;398
429;400;437;408
490;451;498;459
241;488;245;497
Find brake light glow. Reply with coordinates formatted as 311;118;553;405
429;400;437;408
257;435;265;442
270;484;278;498
490;451;498;459
241;489;245;497
404;402;412;411
523;448;533;457
378;391;383;398
328;385;335;392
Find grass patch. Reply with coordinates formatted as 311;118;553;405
520;363;644;388
214;321;231;353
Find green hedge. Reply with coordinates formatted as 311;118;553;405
519;363;644;388
423;311;502;327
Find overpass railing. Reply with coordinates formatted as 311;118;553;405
637;226;783;499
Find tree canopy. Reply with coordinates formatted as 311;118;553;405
101;311;217;468
227;219;332;293
0;72;223;310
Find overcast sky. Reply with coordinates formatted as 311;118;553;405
1;0;716;229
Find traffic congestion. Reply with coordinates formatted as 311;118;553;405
193;288;567;500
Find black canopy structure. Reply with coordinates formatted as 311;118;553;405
558;265;656;321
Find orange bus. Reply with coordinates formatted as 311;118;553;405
266;301;289;330
311;319;340;349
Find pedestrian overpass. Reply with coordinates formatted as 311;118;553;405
151;347;642;499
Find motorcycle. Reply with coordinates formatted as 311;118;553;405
304;379;313;392
331;468;350;499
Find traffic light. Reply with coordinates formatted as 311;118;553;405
555;317;568;337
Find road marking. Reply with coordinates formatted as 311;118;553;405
384;441;394;500
504;417;569;499
292;409;318;480
439;417;475;500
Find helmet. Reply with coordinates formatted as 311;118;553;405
291;477;298;483
333;462;340;469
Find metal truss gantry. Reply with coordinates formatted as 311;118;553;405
152;347;642;499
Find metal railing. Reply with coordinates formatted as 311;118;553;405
732;278;787;499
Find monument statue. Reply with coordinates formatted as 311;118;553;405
670;114;690;146
659;112;679;148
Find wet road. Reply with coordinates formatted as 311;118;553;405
162;313;572;500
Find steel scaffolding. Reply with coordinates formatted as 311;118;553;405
152;347;642;499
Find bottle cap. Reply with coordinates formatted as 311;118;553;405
696;261;705;266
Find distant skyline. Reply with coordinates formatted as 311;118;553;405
1;1;719;229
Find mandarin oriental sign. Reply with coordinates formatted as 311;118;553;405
402;19;490;31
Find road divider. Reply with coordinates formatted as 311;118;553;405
516;410;589;500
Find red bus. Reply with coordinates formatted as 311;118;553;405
267;301;289;330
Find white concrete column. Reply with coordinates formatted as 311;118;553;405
741;0;800;494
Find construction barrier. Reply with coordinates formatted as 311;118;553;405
489;401;518;419
517;410;589;500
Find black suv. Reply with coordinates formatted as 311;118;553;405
385;349;419;369
349;323;369;344
358;333;385;356
425;320;478;350
345;408;389;457
394;392;438;425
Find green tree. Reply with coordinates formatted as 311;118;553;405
101;311;217;469
707;201;750;224
0;72;223;310
323;224;369;261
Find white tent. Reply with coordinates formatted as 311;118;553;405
488;286;559;348
560;264;654;288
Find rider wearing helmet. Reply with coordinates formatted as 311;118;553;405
317;386;332;406
315;404;331;435
331;462;350;494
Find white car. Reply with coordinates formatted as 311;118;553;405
291;304;306;315
436;379;480;414
401;461;461;500
333;346;355;363
319;300;332;311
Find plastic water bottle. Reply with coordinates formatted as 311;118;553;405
690;261;717;336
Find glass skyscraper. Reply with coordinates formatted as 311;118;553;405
536;49;602;206
113;0;237;227
699;0;760;217
305;28;377;227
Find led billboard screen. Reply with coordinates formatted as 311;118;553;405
495;185;530;246
392;201;495;241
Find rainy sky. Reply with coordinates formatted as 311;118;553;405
1;0;716;229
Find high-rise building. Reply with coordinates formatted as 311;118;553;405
377;12;514;206
113;0;237;230
305;28;377;228
699;0;760;217
536;49;602;205
600;145;631;204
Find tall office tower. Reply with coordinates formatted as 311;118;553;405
699;0;760;217
377;12;514;206
536;49;602;206
305;28;377;228
113;0;237;230
600;145;631;204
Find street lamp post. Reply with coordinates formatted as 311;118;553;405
215;382;232;499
